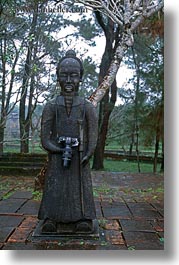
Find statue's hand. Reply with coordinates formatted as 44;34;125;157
81;155;90;166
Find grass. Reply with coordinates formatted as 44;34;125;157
95;159;162;173
105;143;162;154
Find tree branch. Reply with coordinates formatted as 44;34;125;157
75;0;164;106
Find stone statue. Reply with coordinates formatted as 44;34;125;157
38;50;98;234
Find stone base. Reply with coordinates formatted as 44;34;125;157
31;219;99;241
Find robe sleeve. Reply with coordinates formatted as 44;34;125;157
41;102;61;153
85;101;98;157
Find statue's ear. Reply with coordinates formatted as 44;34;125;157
80;67;84;81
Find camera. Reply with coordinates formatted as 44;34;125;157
57;136;79;168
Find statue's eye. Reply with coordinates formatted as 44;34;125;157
71;73;79;77
59;73;67;78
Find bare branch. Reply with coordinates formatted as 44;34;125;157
124;0;132;25
130;0;164;31
133;0;142;10
75;0;164;27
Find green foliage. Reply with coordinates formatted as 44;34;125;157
32;190;42;201
0;181;10;191
107;33;164;158
100;241;109;246
159;237;164;243
74;16;102;41
127;245;136;250
125;186;164;200
79;56;98;97
2;191;14;200
93;184;113;197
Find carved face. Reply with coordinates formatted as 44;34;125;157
58;58;81;93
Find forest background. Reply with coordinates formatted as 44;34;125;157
0;0;164;173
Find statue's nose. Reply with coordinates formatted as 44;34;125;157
67;75;71;82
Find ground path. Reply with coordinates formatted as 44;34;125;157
0;171;164;250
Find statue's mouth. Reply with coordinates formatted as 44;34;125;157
64;84;74;92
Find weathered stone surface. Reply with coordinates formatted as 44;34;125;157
127;202;161;219
0;227;14;242
123;231;164;250
10;191;33;199
8;227;31;243
32;219;99;240
3;242;37;250
0;215;24;228
100;219;120;231
17;200;40;215
19;216;38;229
151;202;164;217
96;244;128;250
120;219;154;232
105;230;125;245
150;220;164;232
39;51;98;229
94;200;103;218
0;198;27;213
102;202;131;219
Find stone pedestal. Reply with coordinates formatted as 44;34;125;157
32;219;99;241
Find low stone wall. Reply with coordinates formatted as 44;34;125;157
0;153;47;176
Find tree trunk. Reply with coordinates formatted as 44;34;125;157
132;47;141;172
19;45;32;153
20;73;36;153
129;127;135;155
0;27;20;154
92;93;114;169
135;124;141;173
20;124;30;153
19;10;38;153
92;13;118;170
153;130;160;173
0;127;5;154
154;104;163;173
92;79;117;169
160;134;164;172
0;30;6;154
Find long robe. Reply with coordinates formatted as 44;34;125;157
38;95;98;223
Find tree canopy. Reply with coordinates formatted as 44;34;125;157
0;0;164;173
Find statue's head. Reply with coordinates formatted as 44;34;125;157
56;50;84;93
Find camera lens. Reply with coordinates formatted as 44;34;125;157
62;146;72;168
